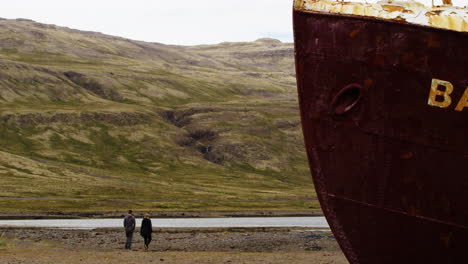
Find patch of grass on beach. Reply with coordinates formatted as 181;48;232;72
0;197;319;213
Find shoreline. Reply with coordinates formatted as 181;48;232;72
0;226;330;233
0;210;323;220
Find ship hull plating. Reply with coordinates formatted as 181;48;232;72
293;11;467;264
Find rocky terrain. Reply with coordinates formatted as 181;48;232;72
1;227;338;252
0;18;314;213
0;227;348;264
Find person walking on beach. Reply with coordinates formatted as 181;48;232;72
140;213;153;251
123;210;136;249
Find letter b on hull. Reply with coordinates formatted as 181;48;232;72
428;79;468;111
428;79;453;108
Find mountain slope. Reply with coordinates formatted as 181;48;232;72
0;18;315;213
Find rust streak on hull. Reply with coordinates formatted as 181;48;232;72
293;9;468;264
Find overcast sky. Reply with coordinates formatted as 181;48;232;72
1;0;465;45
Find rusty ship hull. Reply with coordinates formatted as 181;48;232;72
293;4;468;264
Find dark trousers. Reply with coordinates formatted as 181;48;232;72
125;231;133;249
143;234;152;248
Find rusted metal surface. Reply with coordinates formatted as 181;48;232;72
293;8;468;264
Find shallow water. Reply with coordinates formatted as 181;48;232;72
0;217;328;229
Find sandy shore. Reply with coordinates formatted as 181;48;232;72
0;227;348;264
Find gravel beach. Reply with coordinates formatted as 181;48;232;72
0;227;349;264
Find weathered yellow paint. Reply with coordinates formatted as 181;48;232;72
294;0;468;33
428;79;453;108
294;0;305;10
455;87;468;111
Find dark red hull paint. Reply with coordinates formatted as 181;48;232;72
293;11;468;264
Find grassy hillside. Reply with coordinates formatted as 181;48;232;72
0;18;316;213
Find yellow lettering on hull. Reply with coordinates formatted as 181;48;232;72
428;79;453;108
455;88;468;111
428;78;467;111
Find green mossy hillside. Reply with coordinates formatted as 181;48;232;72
0;19;315;212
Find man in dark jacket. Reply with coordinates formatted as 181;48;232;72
123;210;136;249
